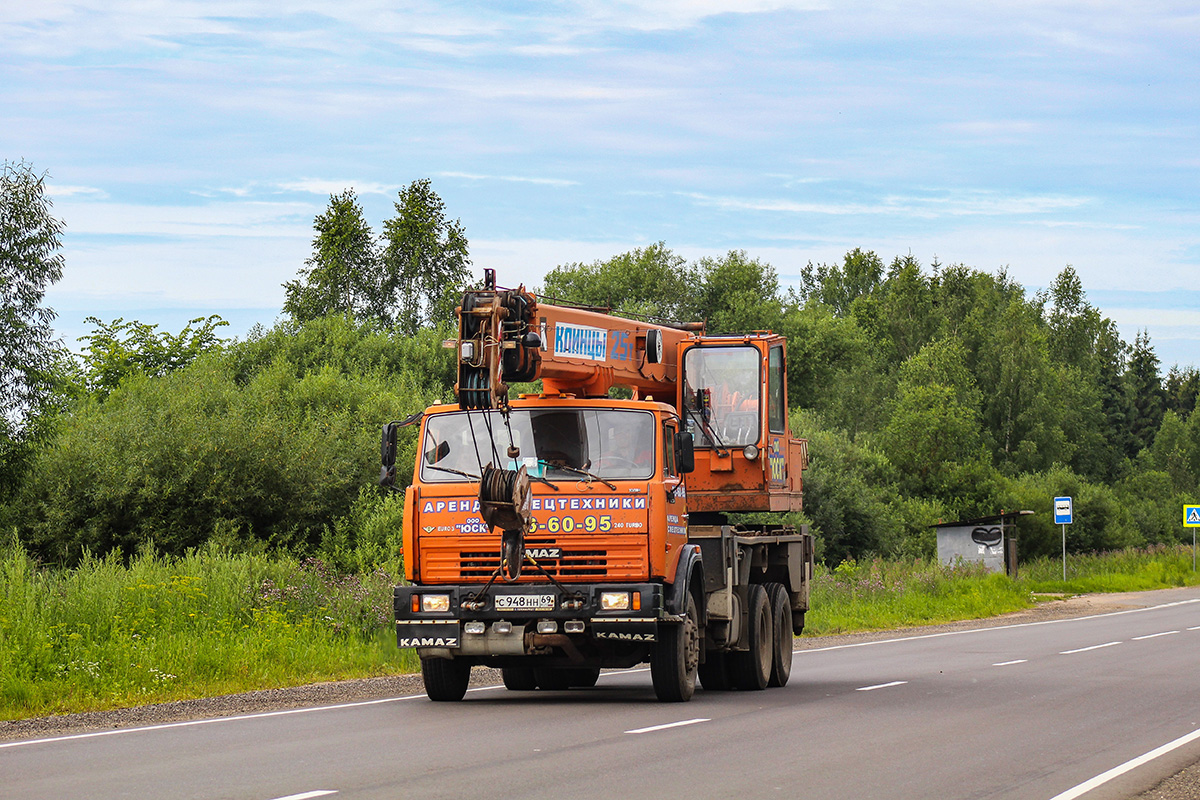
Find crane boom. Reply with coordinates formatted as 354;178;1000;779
451;270;805;514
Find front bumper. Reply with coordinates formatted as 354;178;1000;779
394;582;670;655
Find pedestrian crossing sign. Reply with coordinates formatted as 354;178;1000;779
1185;505;1200;527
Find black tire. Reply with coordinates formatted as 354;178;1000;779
421;657;470;701
765;582;793;688
698;650;733;691
568;668;601;688
534;668;574;691
651;589;700;702
730;584;772;691
502;666;538;691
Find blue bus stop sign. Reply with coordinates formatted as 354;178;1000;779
1054;496;1073;525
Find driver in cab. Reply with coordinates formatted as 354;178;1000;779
596;423;654;477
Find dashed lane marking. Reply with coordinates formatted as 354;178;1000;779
993;659;1028;666
625;718;710;734
1060;641;1122;654
856;681;908;692
1132;630;1180;640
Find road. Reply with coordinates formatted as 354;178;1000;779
4;588;1200;800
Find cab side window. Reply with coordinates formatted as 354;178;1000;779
662;424;677;476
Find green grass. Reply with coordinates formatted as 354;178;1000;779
805;544;1200;636
3;538;1198;721
0;540;418;721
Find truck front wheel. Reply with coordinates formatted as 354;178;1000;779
422;657;470;701
651;590;700;702
502;666;538;690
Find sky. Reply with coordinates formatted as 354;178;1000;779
3;1;1199;369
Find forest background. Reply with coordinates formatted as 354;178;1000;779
4;161;1200;573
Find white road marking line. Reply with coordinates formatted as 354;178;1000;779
1048;726;1200;800
1132;630;1179;640
0;695;424;750
993;659;1028;666
1060;641;1122;654
0;682;511;751
797;598;1200;655
1187;625;1200;631
625;718;710;734
856;681;908;691
268;792;337;800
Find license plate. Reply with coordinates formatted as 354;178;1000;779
495;594;556;612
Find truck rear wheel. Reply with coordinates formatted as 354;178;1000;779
764;582;793;687
651;590;699;702
698;651;733;691
569;668;601;687
535;668;574;690
421;657;470;701
730;584;772;691
502;666;538;690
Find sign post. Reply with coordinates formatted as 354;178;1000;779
1054;497;1073;581
1185;505;1200;572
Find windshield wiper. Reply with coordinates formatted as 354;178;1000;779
686;404;730;456
539;460;618;490
426;464;480;480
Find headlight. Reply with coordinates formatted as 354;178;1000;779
464;621;486;635
600;591;631;611
421;594;451;613
743;444;759;461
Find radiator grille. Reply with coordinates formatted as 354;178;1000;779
421;534;648;583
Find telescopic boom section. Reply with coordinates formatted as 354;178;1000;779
454;280;702;409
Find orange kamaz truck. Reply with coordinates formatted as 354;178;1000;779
384;270;813;702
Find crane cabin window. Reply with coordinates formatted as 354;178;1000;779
768;345;785;434
682;345;762;448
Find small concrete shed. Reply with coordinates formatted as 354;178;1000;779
932;511;1033;576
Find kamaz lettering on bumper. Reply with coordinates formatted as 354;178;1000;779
398;635;460;648
595;630;656;642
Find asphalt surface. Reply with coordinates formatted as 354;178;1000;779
3;588;1200;799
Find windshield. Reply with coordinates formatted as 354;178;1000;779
682;345;761;447
420;408;657;482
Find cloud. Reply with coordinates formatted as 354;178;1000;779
45;184;109;199
51;198;316;238
274;179;397;196
681;190;1091;219
439;172;579;188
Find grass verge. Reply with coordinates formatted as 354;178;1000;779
2;540;1197;720
0;540;418;721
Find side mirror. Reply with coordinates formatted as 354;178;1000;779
675;431;695;474
380;423;399;487
424;440;450;465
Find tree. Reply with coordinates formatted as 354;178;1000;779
283;190;381;324
1;161;65;430
796;248;884;316
694;250;785;333
1125;329;1164;456
878;338;997;512
1163;365;1200;420
381;180;470;334
77;314;229;399
540;243;696;320
1;160;66;496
